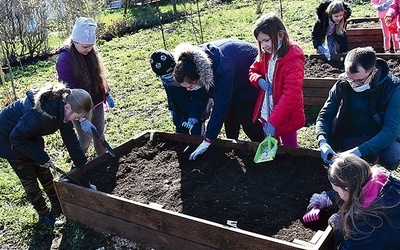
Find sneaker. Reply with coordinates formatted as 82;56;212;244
39;213;56;227
39;212;64;227
396;50;400;53
385;50;391;54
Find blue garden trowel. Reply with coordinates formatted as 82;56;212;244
254;135;278;163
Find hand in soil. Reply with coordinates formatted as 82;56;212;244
303;207;321;223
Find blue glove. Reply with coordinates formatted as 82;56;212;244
258;78;272;93
340;147;362;157
80;119;95;134
182;118;198;130
319;140;336;164
263;123;275;137
317;45;331;61
378;1;391;11
106;94;115;108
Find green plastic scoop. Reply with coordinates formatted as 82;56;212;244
254;135;278;163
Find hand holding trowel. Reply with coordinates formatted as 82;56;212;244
91;127;116;157
80;119;115;157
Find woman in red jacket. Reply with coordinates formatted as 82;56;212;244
249;12;306;147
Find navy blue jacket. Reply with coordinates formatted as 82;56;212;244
199;39;259;140
160;78;209;126
0;89;87;167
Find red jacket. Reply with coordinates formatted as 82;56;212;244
248;43;306;137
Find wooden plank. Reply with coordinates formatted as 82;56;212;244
60;201;214;250
155;132;321;157
304;97;327;106
303;78;336;89
313;225;333;250
55;180;309;250
303;87;331;98
346;28;382;36
347;17;379;23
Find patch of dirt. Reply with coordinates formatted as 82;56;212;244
81;135;334;247
347;21;381;29
304;57;400;78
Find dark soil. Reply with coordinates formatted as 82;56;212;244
304;57;400;78
347;21;381;29
81;135;334;247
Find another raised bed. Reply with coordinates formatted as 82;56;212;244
347;17;383;52
54;131;333;250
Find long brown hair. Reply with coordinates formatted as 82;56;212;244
69;42;108;95
328;154;394;240
253;12;290;60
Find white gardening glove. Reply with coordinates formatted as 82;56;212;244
189;140;211;161
307;191;333;210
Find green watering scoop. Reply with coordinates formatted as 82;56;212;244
254;135;278;163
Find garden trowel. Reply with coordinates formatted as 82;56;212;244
254;135;278;163
91;127;116;157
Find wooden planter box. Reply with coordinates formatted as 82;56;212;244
54;131;332;250
347;17;383;52
303;77;336;107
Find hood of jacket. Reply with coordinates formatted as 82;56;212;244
370;58;390;90
173;43;214;91
31;84;66;119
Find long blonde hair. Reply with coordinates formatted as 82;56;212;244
326;0;347;35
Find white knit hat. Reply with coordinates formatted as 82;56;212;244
71;17;97;44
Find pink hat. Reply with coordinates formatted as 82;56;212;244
71;17;97;44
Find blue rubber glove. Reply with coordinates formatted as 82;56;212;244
340;147;362;157
106;94;115;108
317;45;331;61
80;119;95;134
182;118;198;130
263;123;275;137
258;78;272;93
319;140;336;164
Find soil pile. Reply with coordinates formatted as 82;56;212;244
82;135;333;245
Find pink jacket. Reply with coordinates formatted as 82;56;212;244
248;43;306;137
386;0;400;21
371;0;393;19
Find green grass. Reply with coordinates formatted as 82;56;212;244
1;0;393;248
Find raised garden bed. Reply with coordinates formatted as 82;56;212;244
346;17;383;52
54;131;334;249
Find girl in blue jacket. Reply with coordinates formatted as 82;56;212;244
0;83;92;227
303;154;400;249
172;39;265;160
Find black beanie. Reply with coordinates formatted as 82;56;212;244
150;49;175;76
